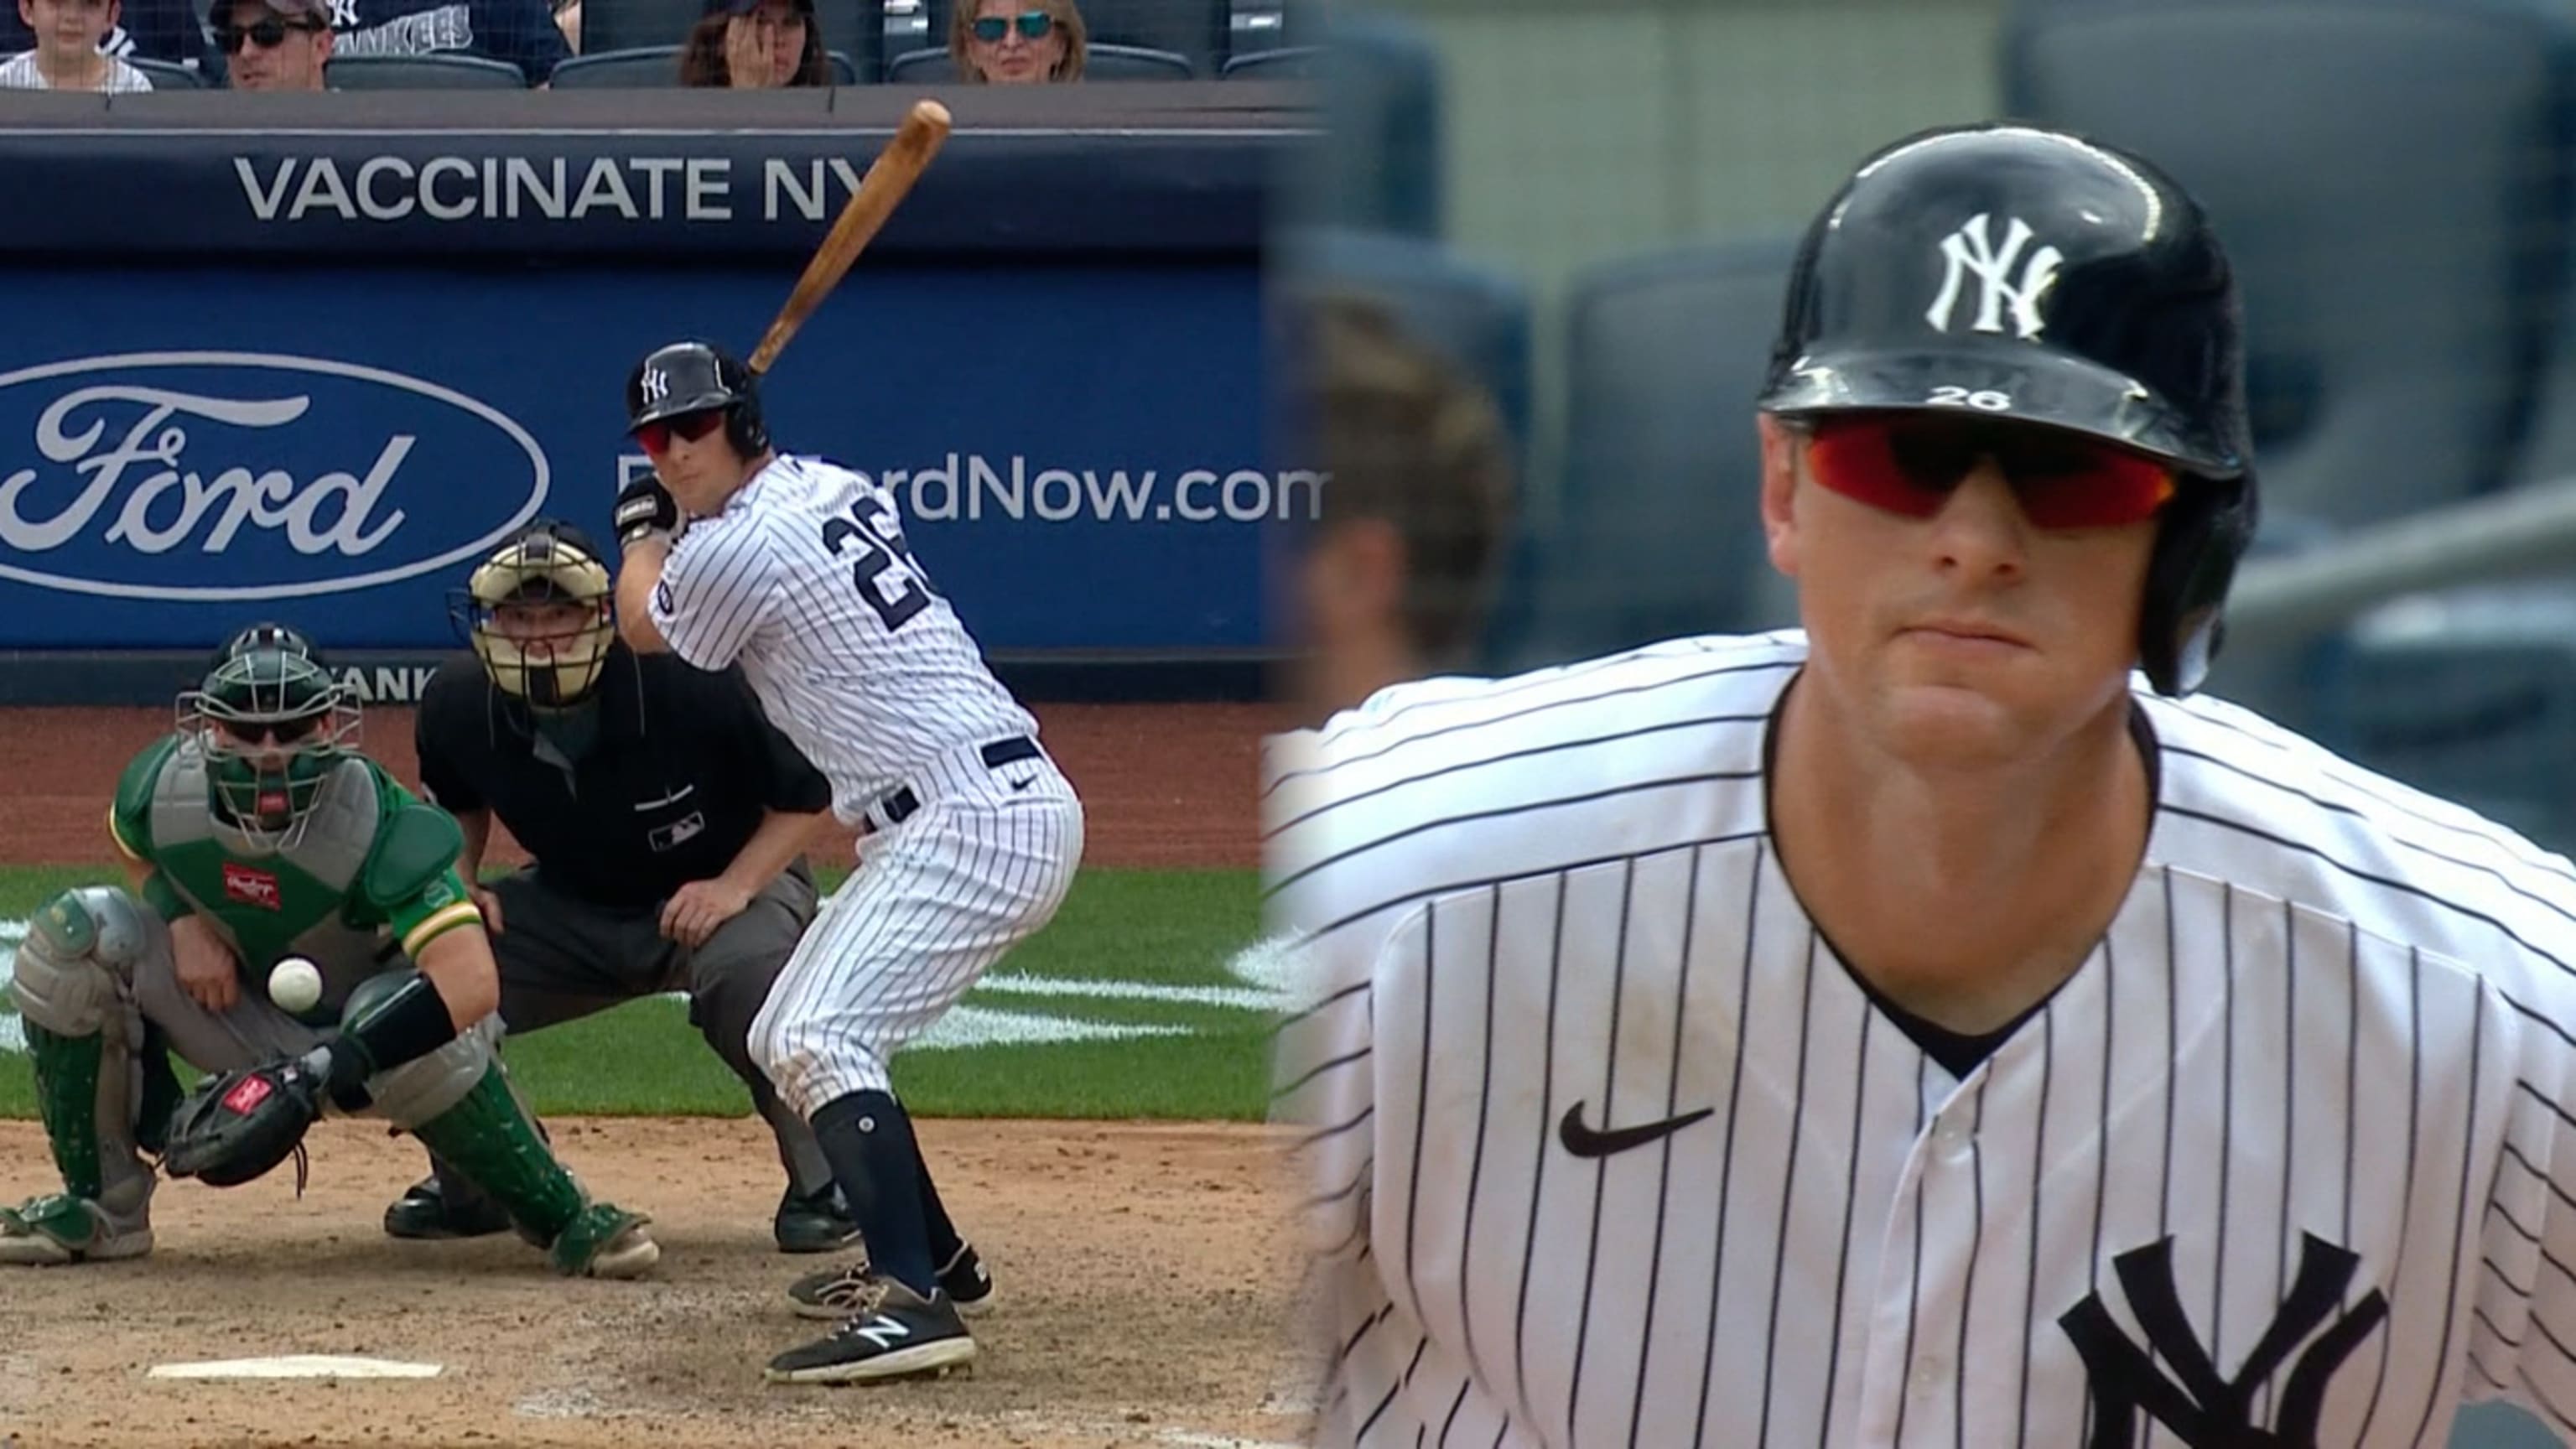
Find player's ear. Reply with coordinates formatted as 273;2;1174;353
1337;517;1406;626
1758;413;1800;579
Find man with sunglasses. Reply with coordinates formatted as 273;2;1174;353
609;340;1083;1385
386;519;861;1256
212;0;329;90
1;623;659;1280
1270;122;2576;1445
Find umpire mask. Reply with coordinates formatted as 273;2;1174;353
452;523;617;711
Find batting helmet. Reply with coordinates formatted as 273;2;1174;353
625;340;769;458
449;520;617;709
180;621;358;846
1757;122;2258;698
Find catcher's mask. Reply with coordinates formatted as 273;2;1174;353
179;623;358;851
449;522;616;710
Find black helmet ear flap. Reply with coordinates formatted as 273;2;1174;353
2140;473;2256;697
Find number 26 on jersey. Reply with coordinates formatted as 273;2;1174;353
819;495;937;631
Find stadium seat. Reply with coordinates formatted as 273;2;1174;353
126;55;206;87
323;53;532;87
543;44;683;85
2003;0;2573;532
1274;225;1536;673
1219;44;1309;77
812;0;883;81
1311;12;1440;240
1239;14;1438;239
885;39;1189;79
1506;237;1803;673
2320;581;2576;854
2003;0;2576;737
548;42;859;84
922;0;1222;75
575;0;702;56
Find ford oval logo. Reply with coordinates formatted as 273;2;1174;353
0;351;548;600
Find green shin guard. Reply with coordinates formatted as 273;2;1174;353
405;1063;652;1276
23;1022;107;1202
407;1063;585;1243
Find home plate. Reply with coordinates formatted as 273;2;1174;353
148;1354;442;1380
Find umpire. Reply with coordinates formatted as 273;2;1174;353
394;518;859;1254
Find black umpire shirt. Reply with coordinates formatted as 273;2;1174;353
413;642;832;911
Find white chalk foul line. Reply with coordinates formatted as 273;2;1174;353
0;917;1300;1057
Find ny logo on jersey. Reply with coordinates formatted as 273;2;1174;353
1924;212;2063;340
638;366;670;404
325;0;357;26
2059;1232;2389;1448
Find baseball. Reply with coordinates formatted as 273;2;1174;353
267;956;324;1015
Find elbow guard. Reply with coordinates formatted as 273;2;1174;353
334;969;462;1083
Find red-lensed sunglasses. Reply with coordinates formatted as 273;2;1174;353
633;410;727;455
1803;413;2178;530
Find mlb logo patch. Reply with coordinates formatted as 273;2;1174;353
222;863;282;911
221;1074;273;1115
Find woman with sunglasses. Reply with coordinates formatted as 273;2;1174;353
1271;121;2576;1446
948;0;1083;84
678;0;824;88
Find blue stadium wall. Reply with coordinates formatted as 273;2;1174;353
0;84;1309;704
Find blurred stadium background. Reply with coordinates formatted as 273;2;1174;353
1290;0;2576;880
0;0;1314;87
1286;1;2576;1445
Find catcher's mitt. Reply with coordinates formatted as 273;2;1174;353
160;1053;325;1192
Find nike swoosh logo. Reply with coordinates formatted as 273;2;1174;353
1557;1101;1716;1158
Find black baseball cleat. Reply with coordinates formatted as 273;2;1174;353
383;1174;512;1240
773;1184;865;1254
763;1277;978;1385
786;1241;996;1320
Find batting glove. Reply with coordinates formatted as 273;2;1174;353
614;476;680;552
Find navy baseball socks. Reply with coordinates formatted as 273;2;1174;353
765;1090;978;1385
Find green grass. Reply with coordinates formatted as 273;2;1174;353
0;866;1275;1123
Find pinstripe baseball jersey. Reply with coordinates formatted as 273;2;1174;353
649;453;1036;823
1265;630;2576;1448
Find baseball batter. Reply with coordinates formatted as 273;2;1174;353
1268;123;2576;1447
0;625;657;1278
607;340;1085;1384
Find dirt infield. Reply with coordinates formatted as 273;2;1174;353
0;1117;1318;1449
0;702;1317;1448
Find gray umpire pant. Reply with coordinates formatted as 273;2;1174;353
472;861;832;1197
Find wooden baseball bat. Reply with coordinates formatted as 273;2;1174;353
745;98;953;378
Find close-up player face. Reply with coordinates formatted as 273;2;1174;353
635;407;738;512
1759;410;2159;765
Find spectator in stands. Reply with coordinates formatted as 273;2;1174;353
0;0;196;73
678;0;824;87
549;0;574;50
0;0;152;87
951;0;1083;84
215;0;331;89
318;0;565;84
1280;292;1516;719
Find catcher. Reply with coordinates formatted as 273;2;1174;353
0;623;659;1277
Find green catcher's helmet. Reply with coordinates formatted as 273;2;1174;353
179;623;360;846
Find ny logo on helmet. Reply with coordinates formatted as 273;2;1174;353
639;366;669;403
1925;212;2064;341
